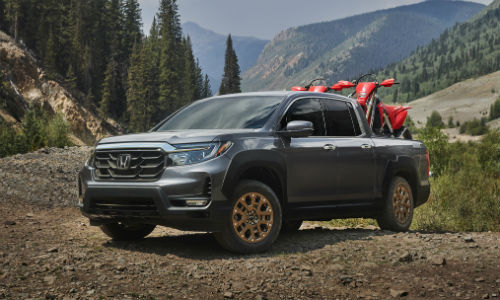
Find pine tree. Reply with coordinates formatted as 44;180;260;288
0;0;8;32
65;64;78;91
201;74;212;98
219;34;241;95
127;41;157;132
157;0;183;120
99;58;123;118
122;0;142;58
181;37;195;106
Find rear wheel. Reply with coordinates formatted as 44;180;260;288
395;126;412;140
100;223;156;241
214;180;282;254
376;176;414;232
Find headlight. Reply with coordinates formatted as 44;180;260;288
168;141;232;166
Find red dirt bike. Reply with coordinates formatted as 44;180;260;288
291;74;412;139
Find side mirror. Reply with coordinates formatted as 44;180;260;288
279;120;314;138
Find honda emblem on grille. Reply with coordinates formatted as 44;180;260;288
117;154;132;170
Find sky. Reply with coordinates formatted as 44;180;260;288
138;0;494;40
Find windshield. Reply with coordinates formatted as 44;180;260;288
156;96;284;130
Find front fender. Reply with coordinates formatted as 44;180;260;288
221;150;287;201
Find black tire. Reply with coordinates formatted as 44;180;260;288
100;223;156;241
281;220;303;232
396;126;412;140
214;180;282;254
376;176;414;232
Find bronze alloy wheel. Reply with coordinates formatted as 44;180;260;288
392;183;411;225
232;192;274;243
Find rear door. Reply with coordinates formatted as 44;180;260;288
321;99;376;200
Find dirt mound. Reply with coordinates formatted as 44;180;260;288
0;147;91;207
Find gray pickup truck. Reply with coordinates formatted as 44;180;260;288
78;91;430;253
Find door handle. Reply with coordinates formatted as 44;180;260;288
361;144;372;149
323;144;336;151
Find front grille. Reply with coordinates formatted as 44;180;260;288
94;149;165;180
91;197;159;217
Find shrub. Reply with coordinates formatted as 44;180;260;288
417;126;449;176
447;116;455;128
459;117;489;136
426;110;445;128
46;112;71;148
489;97;500;121
0;122;29;157
413;131;500;231
1;105;72;157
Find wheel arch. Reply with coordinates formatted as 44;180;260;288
222;150;287;207
381;156;419;206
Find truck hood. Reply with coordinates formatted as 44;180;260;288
98;129;257;145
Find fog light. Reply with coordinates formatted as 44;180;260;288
185;199;208;206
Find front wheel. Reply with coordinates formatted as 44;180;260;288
214;180;282;254
376;176;414;232
100;223;156;241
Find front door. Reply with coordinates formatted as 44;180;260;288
281;98;338;204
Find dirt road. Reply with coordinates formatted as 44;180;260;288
1;202;499;300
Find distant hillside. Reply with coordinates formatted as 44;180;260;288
242;0;484;92
377;0;500;103
182;22;268;93
407;71;499;127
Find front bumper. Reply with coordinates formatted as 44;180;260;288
78;156;232;232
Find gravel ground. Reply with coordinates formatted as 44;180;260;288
0;146;91;207
0;148;499;299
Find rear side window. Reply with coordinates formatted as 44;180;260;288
347;102;362;136
322;100;359;136
281;98;325;136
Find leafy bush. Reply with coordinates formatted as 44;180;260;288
0;105;72;157
404;115;419;135
426;110;445;128
459;117;489;135
447;116;455;128
489;97;500;121
417;126;449;176
46;113;71;148
0;122;29;157
413;130;500;231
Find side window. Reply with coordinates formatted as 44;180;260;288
322;100;358;136
281;98;325;136
347;102;362;136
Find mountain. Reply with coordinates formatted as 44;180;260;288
0;31;121;144
182;22;268;93
242;0;485;92
376;0;500;102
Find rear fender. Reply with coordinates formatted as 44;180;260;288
379;156;419;207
